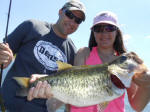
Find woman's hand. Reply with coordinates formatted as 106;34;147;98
27;74;53;101
0;43;13;68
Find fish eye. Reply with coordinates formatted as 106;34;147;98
120;56;127;63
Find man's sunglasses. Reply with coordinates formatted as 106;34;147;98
64;10;83;24
92;24;118;33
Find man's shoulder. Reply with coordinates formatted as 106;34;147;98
25;19;51;27
21;19;52;34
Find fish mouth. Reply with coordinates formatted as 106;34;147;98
111;74;126;89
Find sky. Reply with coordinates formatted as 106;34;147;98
0;0;150;68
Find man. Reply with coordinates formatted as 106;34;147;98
0;0;86;112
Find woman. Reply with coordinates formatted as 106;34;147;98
69;11;126;112
27;11;150;112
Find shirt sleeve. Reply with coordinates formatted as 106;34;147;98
6;20;32;54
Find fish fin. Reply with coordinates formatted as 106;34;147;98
56;61;72;70
80;64;107;68
46;98;64;112
13;77;30;88
13;77;30;97
98;101;109;110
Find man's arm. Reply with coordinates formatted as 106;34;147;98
127;71;150;112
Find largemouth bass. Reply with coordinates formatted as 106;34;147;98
13;52;145;107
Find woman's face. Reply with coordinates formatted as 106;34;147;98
93;23;118;49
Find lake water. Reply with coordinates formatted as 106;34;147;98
1;62;150;112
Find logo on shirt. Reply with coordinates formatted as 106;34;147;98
34;40;67;71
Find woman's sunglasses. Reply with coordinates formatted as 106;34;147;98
92;24;118;33
64;10;83;24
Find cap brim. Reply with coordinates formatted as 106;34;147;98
67;7;85;21
91;21;119;29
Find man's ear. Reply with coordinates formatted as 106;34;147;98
59;9;63;15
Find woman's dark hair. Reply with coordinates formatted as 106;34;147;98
88;29;126;55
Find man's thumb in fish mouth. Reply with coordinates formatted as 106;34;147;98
134;63;147;74
133;70;150;87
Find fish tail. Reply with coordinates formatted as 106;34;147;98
13;77;30;88
13;77;30;97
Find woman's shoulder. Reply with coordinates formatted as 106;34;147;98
74;47;90;66
77;47;90;55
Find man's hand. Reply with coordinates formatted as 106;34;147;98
0;43;13;68
133;70;150;87
27;74;53;101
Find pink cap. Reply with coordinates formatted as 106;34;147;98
91;11;119;28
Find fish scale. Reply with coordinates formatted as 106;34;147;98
32;64;113;106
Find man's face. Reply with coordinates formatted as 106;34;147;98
58;9;84;35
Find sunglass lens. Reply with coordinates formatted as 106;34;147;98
93;25;102;32
65;10;74;19
93;25;117;32
75;18;82;24
65;10;83;24
105;25;117;32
